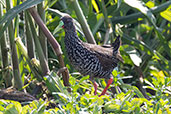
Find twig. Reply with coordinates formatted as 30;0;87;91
28;7;70;88
57;67;67;76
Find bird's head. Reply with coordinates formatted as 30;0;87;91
53;15;75;34
60;15;74;30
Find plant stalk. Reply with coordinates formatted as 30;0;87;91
28;7;70;88
6;0;23;89
101;0;114;44
0;4;12;87
71;0;96;44
26;11;50;76
25;11;35;59
38;2;48;60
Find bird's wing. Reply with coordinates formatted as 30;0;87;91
82;43;121;71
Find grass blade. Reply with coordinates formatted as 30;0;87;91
0;0;44;40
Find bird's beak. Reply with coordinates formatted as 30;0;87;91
53;20;64;35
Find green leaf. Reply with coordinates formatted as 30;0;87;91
44;72;70;99
146;1;155;8
92;0;99;13
53;20;64;35
0;0;44;40
79;75;89;84
56;92;70;102
12;101;22;113
160;5;171;22
120;90;135;110
121;84;144;98
117;0;122;9
93;105;99;114
127;48;142;66
47;8;85;37
0;105;4;112
112;1;171;24
104;101;120;112
0;0;5;7
37;100;47;113
124;0;156;24
21;105;30;114
5;104;18;114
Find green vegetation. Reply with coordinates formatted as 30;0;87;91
0;0;171;113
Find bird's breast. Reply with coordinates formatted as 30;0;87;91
64;40;100;75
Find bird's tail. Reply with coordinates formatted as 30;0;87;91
112;36;124;63
112;35;121;55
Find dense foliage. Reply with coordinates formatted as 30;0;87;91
0;0;171;113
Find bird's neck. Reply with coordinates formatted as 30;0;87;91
64;30;82;44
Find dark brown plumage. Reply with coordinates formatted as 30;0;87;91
59;15;123;96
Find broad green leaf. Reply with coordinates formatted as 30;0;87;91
44;75;60;99
47;8;66;17
144;79;154;88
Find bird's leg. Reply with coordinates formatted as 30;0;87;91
93;81;98;95
99;77;113;97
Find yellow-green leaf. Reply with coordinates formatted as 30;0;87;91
160;5;171;22
146;1;155;8
92;0;99;13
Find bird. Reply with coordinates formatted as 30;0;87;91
56;15;123;96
